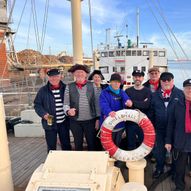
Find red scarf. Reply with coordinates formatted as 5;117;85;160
51;84;60;90
149;80;159;91
185;100;191;133
162;89;172;98
76;80;87;89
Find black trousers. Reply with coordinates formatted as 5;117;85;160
70;118;96;151
173;149;188;190
153;130;166;172
45;120;71;152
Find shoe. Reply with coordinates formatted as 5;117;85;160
152;170;163;178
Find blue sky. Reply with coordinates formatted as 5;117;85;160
10;0;191;60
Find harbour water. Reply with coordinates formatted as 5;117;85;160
168;61;191;89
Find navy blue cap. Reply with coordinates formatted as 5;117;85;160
110;73;121;82
47;69;60;76
183;79;191;87
132;70;145;77
160;72;174;81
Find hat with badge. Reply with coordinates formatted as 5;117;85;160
132;70;145;77
68;64;90;73
183;79;191;87
47;69;61;76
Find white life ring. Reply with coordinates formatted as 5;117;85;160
100;109;155;162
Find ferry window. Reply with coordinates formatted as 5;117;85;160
116;51;120;56
101;52;108;57
153;51;158;56
120;67;125;72
143;50;149;56
141;66;146;72
159;51;165;57
126;50;131;56
133;66;138;71
137;50;142;56
132;50;136;56
109;51;115;57
113;67;117;72
99;66;109;74
121;50;125;56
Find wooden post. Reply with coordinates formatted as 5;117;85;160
0;94;14;191
126;159;147;185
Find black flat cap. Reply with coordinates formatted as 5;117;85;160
68;64;90;73
160;72;174;81
183;79;191;87
47;69;60;76
88;70;104;80
132;70;145;77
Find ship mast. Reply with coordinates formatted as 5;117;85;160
67;0;83;65
136;8;140;48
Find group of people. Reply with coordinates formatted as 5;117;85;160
34;64;191;191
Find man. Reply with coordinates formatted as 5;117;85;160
149;72;184;178
64;64;97;151
99;73;132;146
34;69;71;152
143;67;161;92
125;70;151;150
165;79;191;191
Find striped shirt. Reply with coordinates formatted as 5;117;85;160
52;89;65;123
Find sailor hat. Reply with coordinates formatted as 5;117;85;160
47;69;60;76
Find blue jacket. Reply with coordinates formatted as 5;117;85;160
148;86;184;132
34;81;66;130
165;97;191;152
99;86;130;129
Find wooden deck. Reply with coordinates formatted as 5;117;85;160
8;133;191;191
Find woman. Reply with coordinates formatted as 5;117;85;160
88;70;107;150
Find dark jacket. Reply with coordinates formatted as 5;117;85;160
148;86;184;132
34;81;66;130
99;86;130;129
165;98;191;152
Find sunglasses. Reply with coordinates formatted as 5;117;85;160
161;78;172;82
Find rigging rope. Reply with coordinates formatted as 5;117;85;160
145;0;180;60
152;0;189;60
88;0;94;68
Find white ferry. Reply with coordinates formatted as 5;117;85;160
97;41;167;85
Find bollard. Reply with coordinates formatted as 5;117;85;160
120;182;147;191
0;94;14;191
126;158;146;185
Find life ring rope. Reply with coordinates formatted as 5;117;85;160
100;109;155;162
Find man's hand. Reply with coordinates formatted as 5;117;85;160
67;108;76;116
109;111;116;118
43;113;49;120
165;144;172;152
125;99;133;107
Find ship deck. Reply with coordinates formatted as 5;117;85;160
8;133;191;191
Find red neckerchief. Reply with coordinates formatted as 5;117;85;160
162;88;172;98
51;84;60;90
149;80;159;91
185;100;191;133
76;80;87;89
